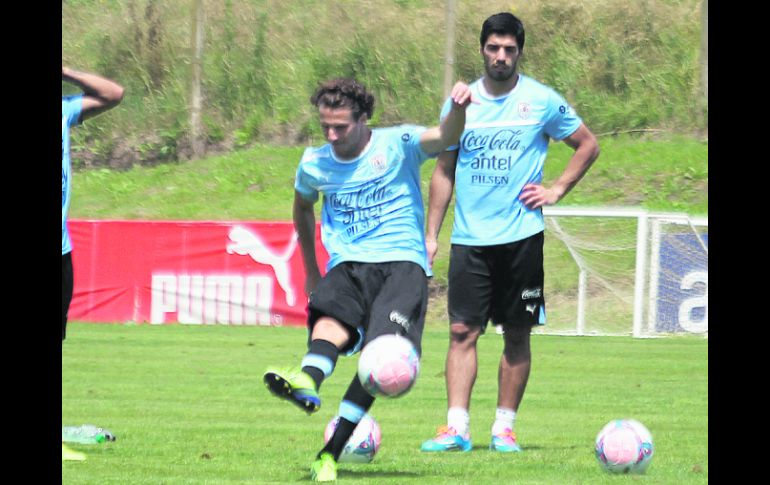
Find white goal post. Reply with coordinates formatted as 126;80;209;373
539;206;708;338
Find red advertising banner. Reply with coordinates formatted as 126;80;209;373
68;220;328;326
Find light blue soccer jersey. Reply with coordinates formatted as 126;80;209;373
439;74;582;246
62;95;83;255
295;125;433;276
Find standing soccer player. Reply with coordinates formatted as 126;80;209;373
263;77;472;481
420;12;600;453
62;66;124;461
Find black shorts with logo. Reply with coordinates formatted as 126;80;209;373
307;261;428;355
62;252;74;340
448;231;545;330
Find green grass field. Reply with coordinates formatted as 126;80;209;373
62;322;708;484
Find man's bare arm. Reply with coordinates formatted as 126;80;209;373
519;123;600;209
425;149;458;266
293;191;322;297
62;67;125;122
419;82;473;155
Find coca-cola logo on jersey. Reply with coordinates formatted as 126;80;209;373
461;129;525;153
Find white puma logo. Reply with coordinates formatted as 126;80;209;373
525;303;537;315
226;226;298;306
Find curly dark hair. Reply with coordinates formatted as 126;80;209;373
310;78;375;121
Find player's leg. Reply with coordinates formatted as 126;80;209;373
264;316;349;414
321;377;376;460
313;374;376;479
421;322;481;452
489;232;545;452
264;263;365;414
313;261;426;481
422;245;492;452
264;329;347;413
365;261;428;354
301;317;348;388
491;325;532;452
61;252;87;461
445;321;481;433
62;252;73;343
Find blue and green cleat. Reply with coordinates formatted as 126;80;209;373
490;429;522;452
310;452;338;482
263;367;321;414
420;425;472;452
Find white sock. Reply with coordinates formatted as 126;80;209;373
447;407;470;437
491;407;516;435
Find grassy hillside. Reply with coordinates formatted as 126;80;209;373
62;0;707;166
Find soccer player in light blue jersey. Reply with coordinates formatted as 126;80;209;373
263;77;472;481
421;12;600;454
62;66;124;461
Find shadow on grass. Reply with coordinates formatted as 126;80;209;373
299;469;423;482
470;444;558;451
321;469;423;480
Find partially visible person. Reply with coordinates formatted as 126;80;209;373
420;12;600;454
263;77;472;481
62;66;124;461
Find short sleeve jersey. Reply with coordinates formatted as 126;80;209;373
62;95;83;255
439;74;582;245
295;125;433;276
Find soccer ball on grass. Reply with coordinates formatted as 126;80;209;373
324;414;381;463
595;419;654;474
357;334;420;398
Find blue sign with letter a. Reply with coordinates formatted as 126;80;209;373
654;233;708;333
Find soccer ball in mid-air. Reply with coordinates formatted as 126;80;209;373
357;334;420;398
595;419;654;474
324;414;382;463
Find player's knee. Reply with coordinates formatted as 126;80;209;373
502;326;531;352
312;317;352;348
449;322;481;347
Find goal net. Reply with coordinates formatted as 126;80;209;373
535;207;708;338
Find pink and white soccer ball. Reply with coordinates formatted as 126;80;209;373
324;414;382;463
595;419;654;474
357;334;420;398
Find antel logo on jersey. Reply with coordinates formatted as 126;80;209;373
150;226;299;325
521;288;542;300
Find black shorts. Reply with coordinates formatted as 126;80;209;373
448;231;545;330
307;261;428;355
62;252;74;341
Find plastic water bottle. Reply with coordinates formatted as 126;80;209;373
62;424;116;444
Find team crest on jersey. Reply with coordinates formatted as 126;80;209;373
517;102;531;120
370;154;388;174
